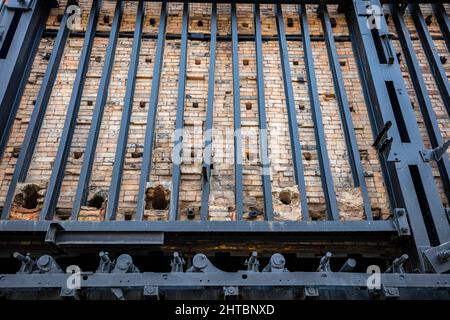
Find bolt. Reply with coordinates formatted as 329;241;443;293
401;227;409;234
145;286;155;294
271;253;285;268
437;250;450;263
307;287;316;295
193;254;208;270
226;287;236;294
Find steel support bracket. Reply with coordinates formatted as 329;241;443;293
6;0;35;11
303;286;319;299
392;208;411;236
223;286;239;300
44;222;65;245
143;286;160;300
420;140;450;162
422;241;450;274
187;254;224;273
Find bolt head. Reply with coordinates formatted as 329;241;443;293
271;253;285;267
193;254;208;269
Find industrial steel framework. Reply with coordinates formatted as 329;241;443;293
0;0;449;300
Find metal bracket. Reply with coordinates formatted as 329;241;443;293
420;140;450;162
44;222;65;245
170;252;185;273
373;121;393;154
6;0;34;11
34;255;63;274
303;287;319;299
385;254;408;273
96;251;114;273
245;251;259;272
317;252;332;272
382;286;400;299
187;254;223;273
60;287;78;300
13;252;35;274
392;208;410;236
223;286;238;300
262;253;288;272
422;241;450;274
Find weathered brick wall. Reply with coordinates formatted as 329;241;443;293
0;1;448;221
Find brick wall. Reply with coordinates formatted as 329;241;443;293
0;1;448;221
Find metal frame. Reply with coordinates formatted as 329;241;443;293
432;3;450;52
39;0;102;220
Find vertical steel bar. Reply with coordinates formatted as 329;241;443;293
40;0;102;220
135;2;168;220
254;3;274;221
168;2;189;221
275;4;309;219
106;0;145;220
200;3;217;220
231;3;244;219
319;5;372;219
1;2;72;220
410;4;450;118
391;4;450;204
71;0;124;220
432;3;450;52
299;4;339;220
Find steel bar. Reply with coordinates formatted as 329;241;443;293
275;4;309;219
299;4;339;220
40;0;102;220
391;4;450;204
231;3;244;219
319;5;372;220
106;0;145;220
346;0;450;267
432;3;450;52
135;2;168;220
168;2;189;221
0;0;49;162
410;4;450;118
200;3;217;220
253;3;274;221
71;0;124;220
1;1;72;220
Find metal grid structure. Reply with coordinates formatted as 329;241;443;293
0;0;449;299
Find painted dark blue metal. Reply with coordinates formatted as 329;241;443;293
432;3;450;52
136;1;168;220
391;4;450;204
319;5;372;220
169;2;189;221
106;0;146;220
71;0;124;219
1;1;72;220
40;0;102;220
231;3;244;220
410;4;450;118
275;4;309;220
299;4;339;221
254;3;274;221
0;0;50;163
200;3;217;220
347;0;450;268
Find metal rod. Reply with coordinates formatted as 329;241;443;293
40;0;102;220
0;3;72;220
254;3;274;221
231;3;244;219
432;3;450;52
168;2;189;221
319;5;372;219
299;4;339;220
200;3;217;220
391;4;450;204
71;0;124;220
106;0;145;220
410;4;450;118
135;2;168;220
275;4;309;219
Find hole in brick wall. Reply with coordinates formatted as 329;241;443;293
279;189;292;205
242;22;249;28
303;152;311;160
287;18;294;28
440;56;447;64
73;151;84;159
330;17;337;28
339;60;346;66
243;59;249;66
298;104;305;111
12;146;21;158
192;102;199;108
125;213;132;221
87;100;93;106
245;103;252;110
245;151;250;161
103;15;110;24
95;56;101;63
14;184;41;210
425;15;432;26
43;52;51;61
197;20;203;27
145;185;169;210
190;150;195;159
131;150;143;158
293;61;299;66
145;57;152;63
32;100;36;105
396;52;402;63
87;194;105;210
195;59;201;65
140;101;146;108
149;18;156;26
